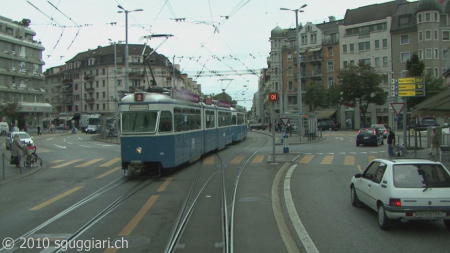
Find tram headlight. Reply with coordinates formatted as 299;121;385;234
136;147;142;154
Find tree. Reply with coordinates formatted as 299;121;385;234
405;52;444;109
0;102;21;125
338;63;386;126
325;84;343;110
304;82;326;111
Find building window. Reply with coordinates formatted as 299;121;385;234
419;49;424;59
328;46;333;56
425;30;432;40
419;31;423;41
434;29;439;40
288;81;293;90
401;52;410;62
311;33;317;44
434;67;439;77
343;61;348;68
383;56;388;66
426;48;432;59
434;12;439;22
288;66;293;76
102;80;105;87
443;48;449;59
287;53;292;61
327;61;334;71
434;48;439;59
343;44;347;53
102;68;106;75
350;60;355;66
375;57;380;67
349;44;354;52
359;58;370;65
328;77;334;86
301;34;308;45
382;39;388;48
426;12;431;22
400;35;409;45
443;30;450;40
103;104;106;110
418;13;422;23
375;40;380;49
426;67;431;75
358;41;370;51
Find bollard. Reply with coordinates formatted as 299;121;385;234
283;133;289;153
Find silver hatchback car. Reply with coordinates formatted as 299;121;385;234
5;131;34;150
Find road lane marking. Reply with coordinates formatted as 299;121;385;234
75;158;104;167
51;159;84;168
96;166;122;179
299;155;314;164
30;186;84;210
284;164;319;252
100;158;121;167
321;155;334;164
357;165;363;172
157;177;173;192
230;155;244;164
203;156;215;165
119;195;159;236
344;156;354;166
252;155;264;163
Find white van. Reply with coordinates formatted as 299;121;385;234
0;122;9;134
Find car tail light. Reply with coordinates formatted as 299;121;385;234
389;198;401;207
373;129;377;135
357;130;361;134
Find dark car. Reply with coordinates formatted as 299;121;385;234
356;127;384;146
371;124;388;138
408;119;439;131
318;120;339;131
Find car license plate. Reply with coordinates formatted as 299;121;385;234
413;211;445;218
364;137;369;139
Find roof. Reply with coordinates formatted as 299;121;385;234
390;1;419;33
411;87;450;116
343;1;398;25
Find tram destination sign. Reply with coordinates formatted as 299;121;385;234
390;77;425;97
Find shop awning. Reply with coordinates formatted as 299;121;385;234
19;102;53;113
315;109;336;119
412;88;450;116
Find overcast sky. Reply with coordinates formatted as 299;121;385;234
3;0;387;110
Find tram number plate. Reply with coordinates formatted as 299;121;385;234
414;211;444;218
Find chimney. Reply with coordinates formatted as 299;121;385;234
328;16;336;22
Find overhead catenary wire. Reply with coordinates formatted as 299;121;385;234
47;1;80;49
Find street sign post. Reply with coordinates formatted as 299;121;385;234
390;77;425;97
390;103;405;116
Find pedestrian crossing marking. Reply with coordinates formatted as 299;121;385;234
344;156;355;165
75;158;104;167
321;155;334;164
30;186;84;210
230;156;244;164
252;155;264;163
299;155;314;163
51;159;84;168
203;156;215;165
369;156;377;163
99;157;121;167
96;166;122;179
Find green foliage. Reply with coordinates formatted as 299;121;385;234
304;82;326;111
338;63;386;125
213;92;232;102
0;102;21;123
325;84;342;108
405;53;425;77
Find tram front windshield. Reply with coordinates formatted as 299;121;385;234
122;111;158;133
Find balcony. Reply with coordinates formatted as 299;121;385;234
85;87;95;92
83;74;95;81
85;98;95;103
129;72;145;78
62;88;73;93
62;78;73;83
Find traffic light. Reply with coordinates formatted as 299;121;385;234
269;92;278;102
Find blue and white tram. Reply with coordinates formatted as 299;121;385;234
231;106;247;142
118;90;244;175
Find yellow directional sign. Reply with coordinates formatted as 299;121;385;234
398;77;424;84
398;90;425;97
398;84;416;90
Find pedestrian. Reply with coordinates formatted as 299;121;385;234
287;123;292;137
12;124;19;132
11;134;25;168
37;124;41;135
387;126;395;157
269;122;272;132
429;128;440;156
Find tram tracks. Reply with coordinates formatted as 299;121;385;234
165;137;269;253
0;176;154;252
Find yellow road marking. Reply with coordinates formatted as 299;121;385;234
103;248;118;253
321;155;334;164
344;156;355;166
30;186;84;210
157;178;173;192
369;156;377;163
357;165;363;172
230;156;244;164
100;158;121;167
51;159;84;168
96;166;122;179
119;195;159;236
75;158;104;167
50;160;65;164
252;155;264;163
203;156;215;165
299;154;314;163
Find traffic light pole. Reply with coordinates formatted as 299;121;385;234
272;103;276;162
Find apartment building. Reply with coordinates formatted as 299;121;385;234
0;16;50;129
44;44;200;116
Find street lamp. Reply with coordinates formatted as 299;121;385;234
109;39;124;141
280;4;307;139
118;5;143;92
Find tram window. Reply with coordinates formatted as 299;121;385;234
237;114;244;125
159;111;172;133
122;111;157;133
174;107;184;132
189;108;196;130
205;110;215;129
231;115;237;125
196;109;201;129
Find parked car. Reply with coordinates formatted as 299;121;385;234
409;119;439;131
371;124;388;138
85;125;99;134
5;131;34;150
317;120;339;131
356;127;384;146
350;158;450;230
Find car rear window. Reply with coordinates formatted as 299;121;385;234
359;129;374;134
393;164;450;188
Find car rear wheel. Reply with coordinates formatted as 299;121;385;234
377;204;392;230
350;186;361;207
356;142;359;147
444;220;450;231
